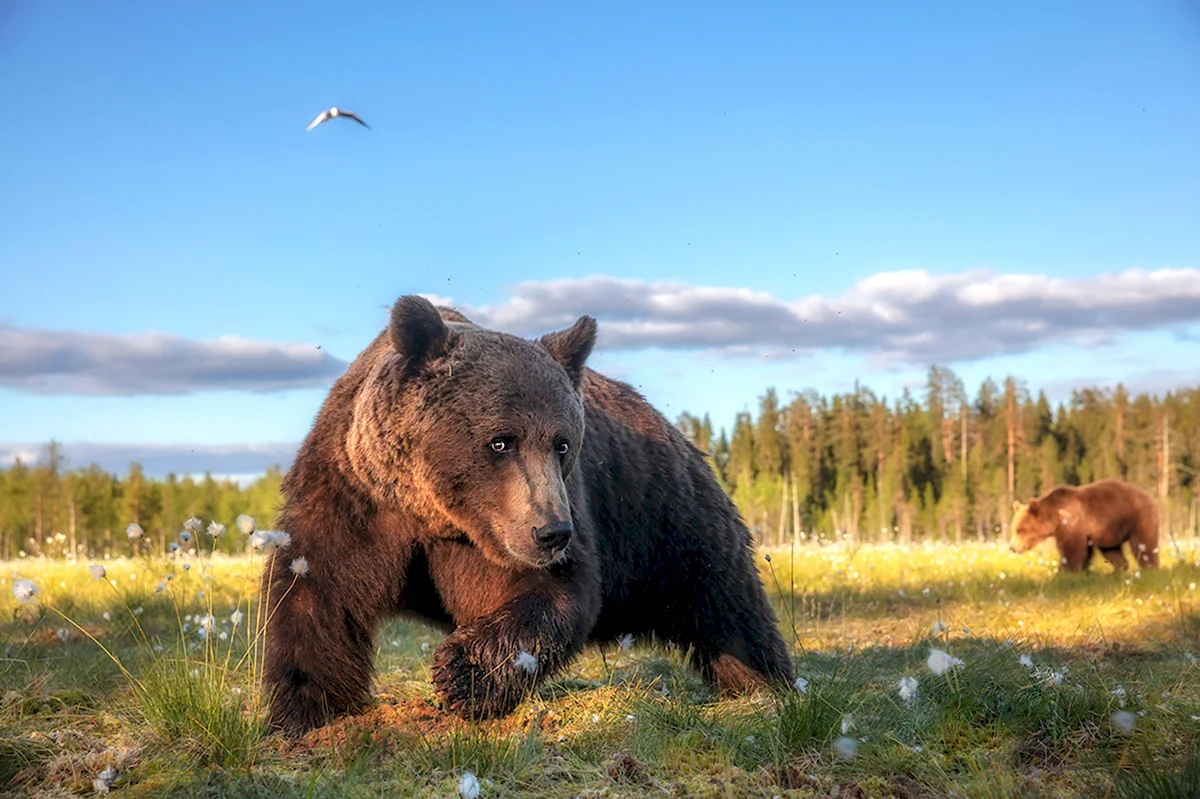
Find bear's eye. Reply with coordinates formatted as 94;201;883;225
556;441;570;456
489;438;513;453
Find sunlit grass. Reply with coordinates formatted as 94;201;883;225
1;538;1198;797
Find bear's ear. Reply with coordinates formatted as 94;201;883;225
1027;499;1039;515
1012;500;1023;512
389;295;451;372
540;315;597;388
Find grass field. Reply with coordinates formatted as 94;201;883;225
2;538;1199;798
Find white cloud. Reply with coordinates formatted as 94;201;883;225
451;268;1200;363
0;441;298;479
0;326;348;395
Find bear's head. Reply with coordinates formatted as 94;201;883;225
1008;499;1068;553
349;294;597;569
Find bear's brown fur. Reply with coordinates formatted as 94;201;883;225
1009;478;1159;572
261;295;793;736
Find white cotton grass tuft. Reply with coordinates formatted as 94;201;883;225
458;770;481;799
230;609;244;627
898;675;919;702
93;766;118;795
289;557;310;577
513;651;538;673
236;514;256;534
1110;710;1136;733
183;517;202;534
207;521;225;538
251;530;292;553
1019;654;1034;669
89;564;107;580
793;676;809;695
12;580;37;603
931;619;947;635
840;713;854;735
179;530;193;544
125;522;143;540
833;735;859;760
1111;685;1127;708
926;648;963;676
617;633;634;651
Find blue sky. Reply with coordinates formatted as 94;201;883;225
1;1;1198;478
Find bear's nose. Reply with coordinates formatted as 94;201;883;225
532;521;572;553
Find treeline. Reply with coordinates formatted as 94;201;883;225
0;442;283;560
2;368;1198;559
676;367;1200;546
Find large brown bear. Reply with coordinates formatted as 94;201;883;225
261;295;793;736
1009;479;1159;572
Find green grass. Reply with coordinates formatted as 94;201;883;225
2;538;1199;798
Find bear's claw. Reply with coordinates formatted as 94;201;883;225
431;631;533;720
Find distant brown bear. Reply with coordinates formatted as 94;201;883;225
261;295;794;737
1009;479;1159;572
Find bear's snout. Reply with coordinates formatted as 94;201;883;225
532;520;573;554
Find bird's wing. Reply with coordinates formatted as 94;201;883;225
342;111;371;129
305;110;331;131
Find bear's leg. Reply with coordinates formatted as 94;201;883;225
661;574;794;697
262;542;410;737
425;540;602;720
1099;546;1128;571
1058;537;1091;572
1129;529;1160;568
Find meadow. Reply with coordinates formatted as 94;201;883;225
2;535;1198;798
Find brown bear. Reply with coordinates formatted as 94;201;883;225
1009;478;1159;572
261;295;794;736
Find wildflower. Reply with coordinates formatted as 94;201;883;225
184;517;202;534
1111;685;1127;708
926;648;962;676
1019;654;1034;669
236;514;256;534
168;542;180;554
179;530;193;544
931;620;947;635
513;651;538;673
898;676;918;702
12;580;36;603
93;766;118;795
1110;710;1136;733
617;633;634;651
230;609;244;627
56;628;70;644
793;676;809;695
459;771;481;799
252;530;292;553
182;562;191;571
841;714;854;734
207;521;226;538
833;736;859;760
125;523;143;540
289;557;310;578
155;581;167;593
102;611;111;621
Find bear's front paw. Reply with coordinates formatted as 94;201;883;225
431;630;535;720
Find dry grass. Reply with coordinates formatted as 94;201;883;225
1;537;1198;798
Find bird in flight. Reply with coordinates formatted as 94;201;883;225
306;107;371;131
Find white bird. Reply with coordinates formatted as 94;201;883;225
306;106;371;131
